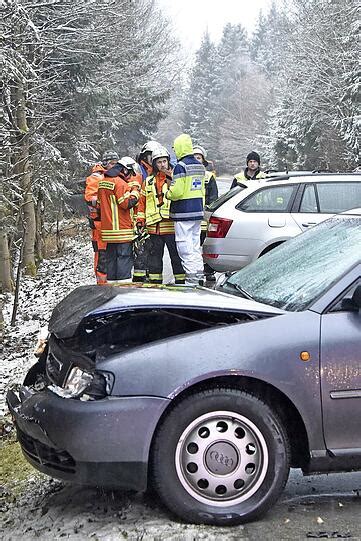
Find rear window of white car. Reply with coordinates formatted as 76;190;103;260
316;182;361;213
236;185;297;212
300;182;361;213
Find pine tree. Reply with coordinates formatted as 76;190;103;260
262;0;359;170
183;31;218;146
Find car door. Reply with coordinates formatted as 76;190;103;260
232;184;301;257
320;279;361;452
292;181;361;232
291;183;333;232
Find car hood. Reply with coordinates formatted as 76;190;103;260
48;283;284;339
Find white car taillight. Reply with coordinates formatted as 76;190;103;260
207;217;233;238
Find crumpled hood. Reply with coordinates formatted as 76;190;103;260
48;284;285;339
48;285;117;339
173;134;193;159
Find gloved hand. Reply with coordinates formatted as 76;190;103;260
165;170;172;187
136;222;144;234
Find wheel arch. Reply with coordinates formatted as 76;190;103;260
258;240;286;258
150;375;309;472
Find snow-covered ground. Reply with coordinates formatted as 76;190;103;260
1;234;94;416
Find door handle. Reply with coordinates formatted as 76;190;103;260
302;222;317;227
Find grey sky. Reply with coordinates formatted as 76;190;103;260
156;0;274;50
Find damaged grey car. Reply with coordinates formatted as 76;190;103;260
7;210;361;526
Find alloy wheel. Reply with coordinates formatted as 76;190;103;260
175;410;269;506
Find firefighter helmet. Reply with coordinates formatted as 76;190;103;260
140;140;160;156
118;156;137;176
193;145;208;166
101;150;119;166
193;145;207;159
152;145;170;161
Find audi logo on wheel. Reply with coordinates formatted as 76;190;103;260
209;450;234;468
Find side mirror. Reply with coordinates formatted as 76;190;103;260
341;284;361;311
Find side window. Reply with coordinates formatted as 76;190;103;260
316;182;361;213
330;280;361;313
299;184;318;213
237;185;296;213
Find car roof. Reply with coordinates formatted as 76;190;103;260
233;173;361;196
263;172;361;185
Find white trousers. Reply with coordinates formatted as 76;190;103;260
174;220;204;284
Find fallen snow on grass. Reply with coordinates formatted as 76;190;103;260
1;235;94;416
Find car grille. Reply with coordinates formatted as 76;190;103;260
17;429;76;473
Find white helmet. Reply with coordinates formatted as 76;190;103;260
118;156;137;176
193;145;207;159
140;140;160;155
152;145;170;161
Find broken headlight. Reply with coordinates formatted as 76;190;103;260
49;367;93;398
49;367;114;400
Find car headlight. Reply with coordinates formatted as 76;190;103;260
49;367;93;399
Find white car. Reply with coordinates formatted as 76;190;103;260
203;173;361;272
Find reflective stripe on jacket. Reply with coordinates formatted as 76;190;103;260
98;178;137;243
231;169;266;189
138;172;175;235
201;171;218;231
165;157;205;221
84;164;105;226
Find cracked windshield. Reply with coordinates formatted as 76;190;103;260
2;0;360;540
225;217;361;311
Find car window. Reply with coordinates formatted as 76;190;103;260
207;186;245;212
300;184;318;213
237;185;297;212
316;182;361;213
223;215;361;311
330;279;361;312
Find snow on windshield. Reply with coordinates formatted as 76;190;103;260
228;216;361;311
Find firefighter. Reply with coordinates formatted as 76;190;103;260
97;157;139;283
230;151;266;189
136;146;185;285
133;140;160;282
165;134;206;285
84;150;119;285
193;145;218;282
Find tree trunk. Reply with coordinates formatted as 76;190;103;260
0;231;13;293
35;191;46;261
0;295;4;340
13;82;37;276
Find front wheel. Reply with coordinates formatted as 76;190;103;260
151;388;290;525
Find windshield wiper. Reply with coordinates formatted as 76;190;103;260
224;281;253;300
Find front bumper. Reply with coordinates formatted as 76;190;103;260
7;387;170;491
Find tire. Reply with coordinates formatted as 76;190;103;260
151;387;290;525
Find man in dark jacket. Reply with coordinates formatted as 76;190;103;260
230;151;265;189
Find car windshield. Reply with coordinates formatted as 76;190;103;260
224;215;361;311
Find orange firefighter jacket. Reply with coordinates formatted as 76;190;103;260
137;171;175;235
84;163;105;241
98;176;138;243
